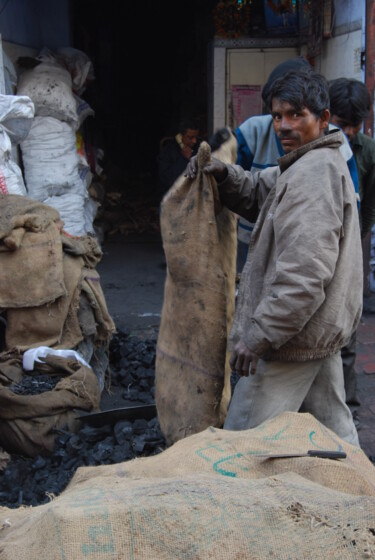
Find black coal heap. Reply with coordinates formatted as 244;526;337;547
0;330;166;509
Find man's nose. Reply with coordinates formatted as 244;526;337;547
279;117;292;130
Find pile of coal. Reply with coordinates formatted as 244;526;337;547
0;330;166;509
108;329;157;404
0;329;242;509
0;415;165;508
9;373;62;395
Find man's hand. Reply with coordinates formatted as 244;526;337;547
184;155;228;182
230;340;259;376
181;145;193;160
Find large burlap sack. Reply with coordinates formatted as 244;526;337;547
0;194;61;238
4;226;112;350
0;353;100;457
1;412;375;560
5;252;84;351
155;134;238;446
0;194;65;309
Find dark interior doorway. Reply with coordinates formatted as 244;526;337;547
71;0;217;193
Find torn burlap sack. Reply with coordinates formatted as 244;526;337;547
61;230;103;269
0;194;65;309
80;267;117;345
2;412;375;560
5;252;84;351
0;352;101;457
5;234;115;352
155;133;238;445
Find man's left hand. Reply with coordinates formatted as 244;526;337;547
230;340;259;376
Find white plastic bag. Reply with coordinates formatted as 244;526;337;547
0;94;35;144
23;346;91;371
0;95;34;196
57;47;95;95
0;158;27;196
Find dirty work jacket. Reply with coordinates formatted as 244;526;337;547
235;115;359;244
218;130;363;362
351;131;375;237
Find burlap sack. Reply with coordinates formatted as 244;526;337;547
5;253;84;351
0;194;61;242
0;194;65;309
155;135;237;446
5;235;115;352
0;354;100;456
61;231;103;269
1;412;375;560
80;267;117;345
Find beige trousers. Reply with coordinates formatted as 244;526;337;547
224;352;359;447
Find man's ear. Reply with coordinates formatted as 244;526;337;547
320;109;330;130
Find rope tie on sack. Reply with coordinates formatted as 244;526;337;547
197;141;211;175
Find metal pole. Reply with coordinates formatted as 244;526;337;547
365;0;375;137
363;0;375;296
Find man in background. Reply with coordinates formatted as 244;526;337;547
235;58;359;273
157;118;201;201
329;77;375;408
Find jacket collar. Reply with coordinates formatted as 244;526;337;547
278;129;345;173
350;132;363;148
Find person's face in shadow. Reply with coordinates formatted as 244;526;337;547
181;128;199;149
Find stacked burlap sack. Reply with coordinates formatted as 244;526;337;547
1;412;375;559
156;132;238;445
17;48;97;236
0;194;116;457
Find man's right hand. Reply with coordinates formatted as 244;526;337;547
184;155;228;182
181;146;193;160
230;340;259;377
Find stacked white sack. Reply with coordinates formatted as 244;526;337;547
0;94;34;196
20;116;86;200
17;60;79;128
18;53;96;237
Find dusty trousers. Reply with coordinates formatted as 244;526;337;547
224;352;360;447
341;330;360;405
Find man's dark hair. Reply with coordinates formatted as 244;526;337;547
179;118;199;134
267;67;330;118
329;78;371;126
261;56;311;107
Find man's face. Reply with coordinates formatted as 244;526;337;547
271;99;329;154
330;115;362;143
181;128;199;149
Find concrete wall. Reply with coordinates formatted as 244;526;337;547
0;0;71;50
208;37;300;134
315;0;365;81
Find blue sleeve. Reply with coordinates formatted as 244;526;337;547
347;155;360;210
347;155;359;193
235;127;254;171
